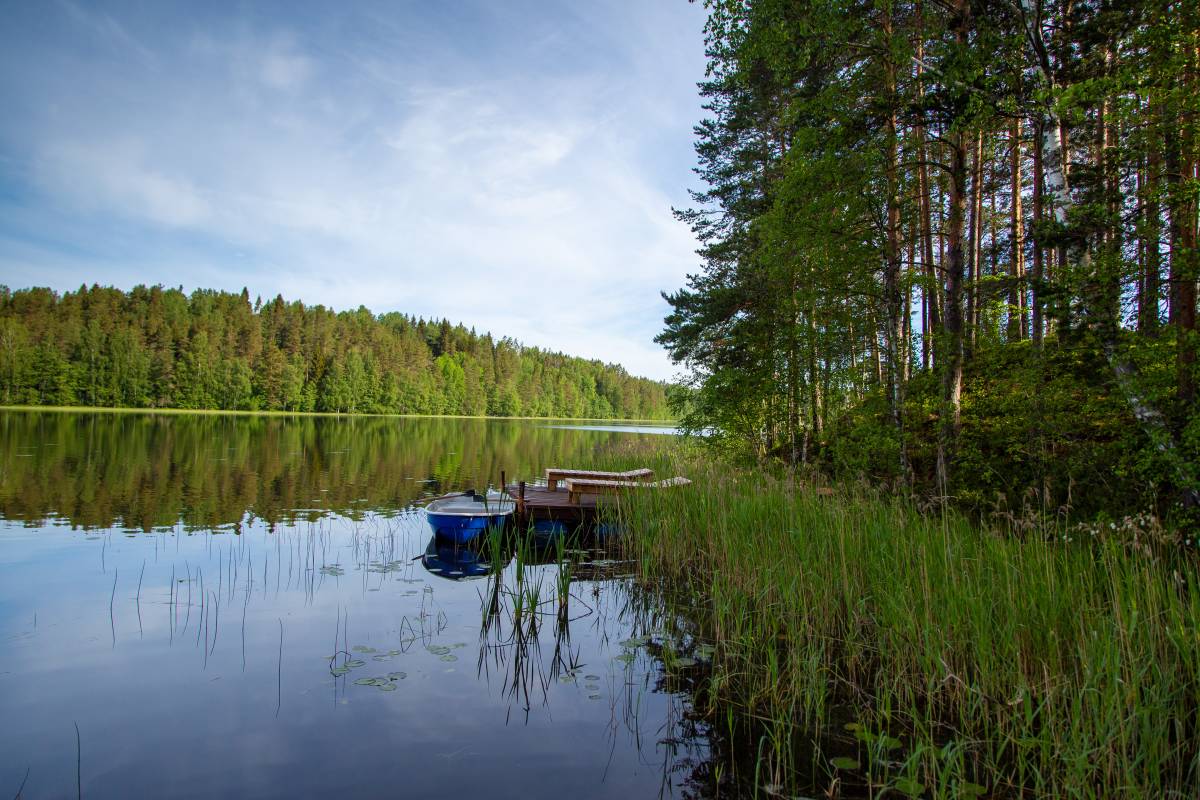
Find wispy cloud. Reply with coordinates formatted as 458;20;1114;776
0;1;708;379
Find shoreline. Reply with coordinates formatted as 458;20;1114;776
0;404;676;425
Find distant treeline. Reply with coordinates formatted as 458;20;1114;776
0;284;670;419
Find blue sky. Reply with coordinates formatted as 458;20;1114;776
0;0;708;380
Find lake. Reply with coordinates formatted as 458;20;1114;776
0;411;716;799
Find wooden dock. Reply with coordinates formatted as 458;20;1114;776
503;468;691;529
506;483;602;526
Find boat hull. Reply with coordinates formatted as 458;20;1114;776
424;491;515;544
426;512;509;543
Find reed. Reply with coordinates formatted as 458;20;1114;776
619;461;1200;798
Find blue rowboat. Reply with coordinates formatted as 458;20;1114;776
424;489;515;544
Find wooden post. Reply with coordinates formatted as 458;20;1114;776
501;470;506;492
518;481;526;515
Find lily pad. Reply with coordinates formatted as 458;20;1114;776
354;677;379;686
427;645;451;656
830;757;860;771
440;654;458;662
387;671;407;681
352;646;377;653
346;659;366;668
670;657;698;668
879;735;903;751
619;636;649;648
956;782;986;797
892;777;924;797
584;683;600;691
588;694;602;700
372;655;391;662
584;674;601;681
377;683;397;692
614;653;636;664
330;666;350;676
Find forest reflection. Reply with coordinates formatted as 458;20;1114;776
0;411;666;530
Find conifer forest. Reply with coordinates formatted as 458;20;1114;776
660;0;1198;522
0;284;670;420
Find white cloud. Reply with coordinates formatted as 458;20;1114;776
259;39;314;92
37;139;211;228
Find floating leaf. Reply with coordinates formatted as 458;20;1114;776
880;736;903;751
427;645;451;656
377;683;397;692
588;694;602;700
843;722;862;733
892;777;924;797
619;636;649;648
670;657;697;668
584;674;601;681
584;684;600;691
440;654;457;662
352;646;376;653
330;667;350;676
387;672;407;681
615;653;636;664
956;782;986;797
830;757;859;771
354;677;377;686
373;655;391;662
346;659;366;668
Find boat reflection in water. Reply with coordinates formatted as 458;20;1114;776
421;535;506;580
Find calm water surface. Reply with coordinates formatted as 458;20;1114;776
0;411;715;799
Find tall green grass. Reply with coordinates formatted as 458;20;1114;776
618;462;1200;798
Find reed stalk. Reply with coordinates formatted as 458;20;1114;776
620;460;1200;798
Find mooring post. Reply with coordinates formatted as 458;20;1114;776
518;481;526;514
501;470;506;492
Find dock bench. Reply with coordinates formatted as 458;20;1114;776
564;476;692;504
545;467;654;492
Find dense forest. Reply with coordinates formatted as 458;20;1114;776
0;284;670;420
661;0;1197;520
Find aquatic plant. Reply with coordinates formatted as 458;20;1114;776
621;461;1200;797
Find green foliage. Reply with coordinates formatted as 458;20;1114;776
662;0;1198;522
0;284;670;420
829;335;1199;521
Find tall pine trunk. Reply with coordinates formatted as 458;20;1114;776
1009;118;1026;340
1032;117;1045;347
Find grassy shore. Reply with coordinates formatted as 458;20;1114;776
0;404;675;424
620;460;1199;798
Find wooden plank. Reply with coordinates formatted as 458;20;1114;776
565;476;691;504
545;467;653;491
